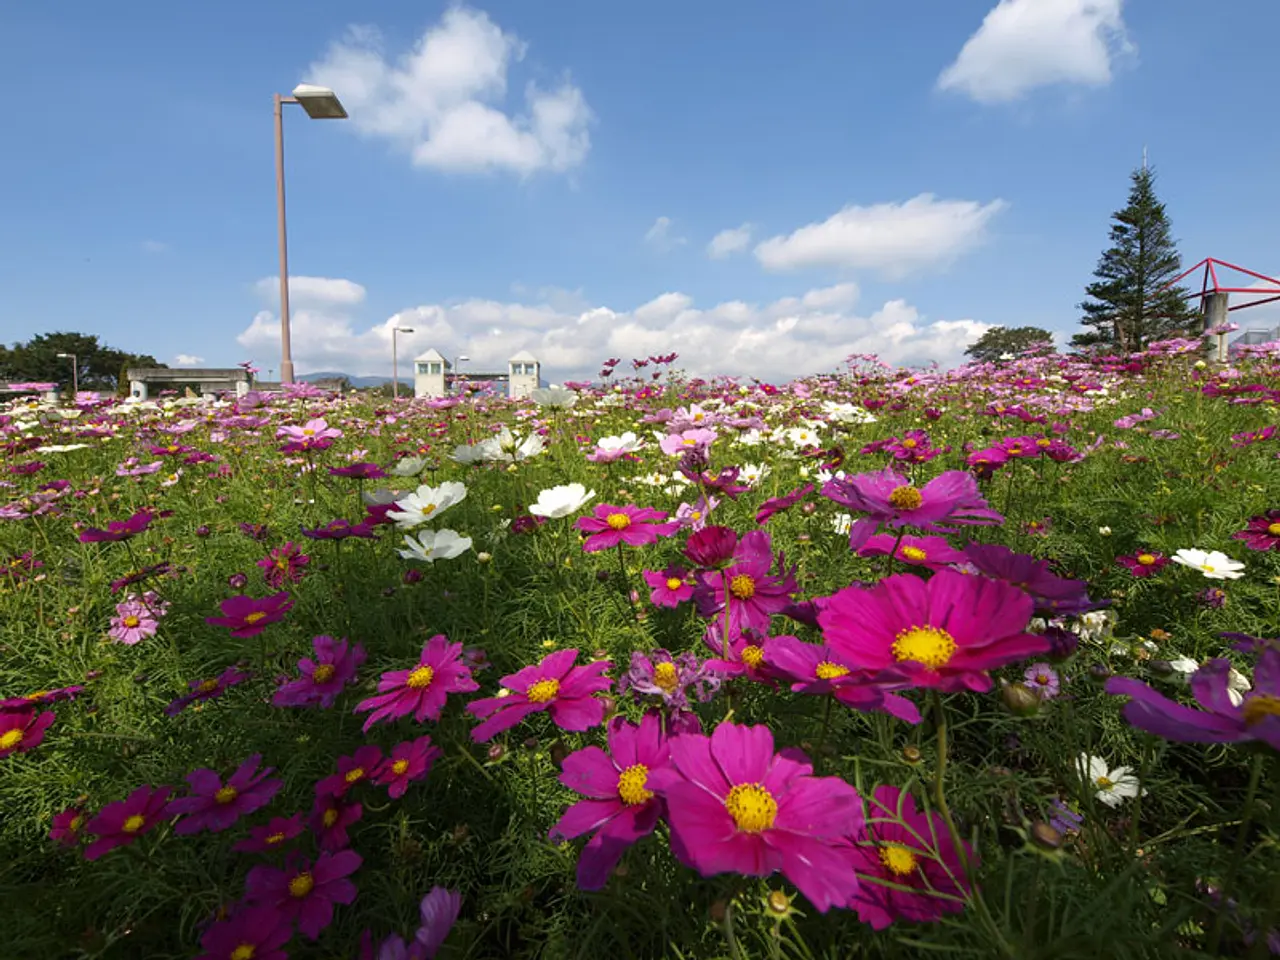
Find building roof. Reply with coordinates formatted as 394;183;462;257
508;350;538;364
414;348;450;364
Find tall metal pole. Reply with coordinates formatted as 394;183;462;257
274;94;296;385
392;329;400;400
71;354;78;397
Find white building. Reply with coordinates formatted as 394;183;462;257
413;350;541;400
413;349;451;398
507;351;540;399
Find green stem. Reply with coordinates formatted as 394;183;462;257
722;898;744;960
1209;751;1265;954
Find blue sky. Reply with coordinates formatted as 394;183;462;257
3;0;1279;382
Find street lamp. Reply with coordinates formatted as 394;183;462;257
55;352;78;397
391;327;415;400
454;355;470;396
274;83;347;385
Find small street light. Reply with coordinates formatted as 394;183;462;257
392;327;415;400
55;352;78;397
454;355;471;395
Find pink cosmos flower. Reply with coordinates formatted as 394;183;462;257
642;566;694;608
755;483;813;524
819;571;1051;693
50;806;89;847
549;712;671;890
694;530;798;638
310;793;363;851
675;495;719;531
658;428;718;457
0;708;54;758
257;541;310;588
84;785;172;860
196;906;293;960
372;736;444;799
274;635;367;709
78;509;155;543
857;534;966;570
1116;550;1171;577
821;468;1004;551
244;849;362;939
354;635;479;732
647;722;864;912
682;525;739;569
618;649;720;711
233;813;306;853
575;504;679;552
846;784;974;929
165;667;250;717
764;635;921;724
169;754;283;835
1233;510;1280;552
467;648;612;742
205;592;294;638
415;886;463;959
317;744;385;797
108;597;160;645
276;418;343;443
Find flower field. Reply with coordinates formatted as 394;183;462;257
2;343;1278;959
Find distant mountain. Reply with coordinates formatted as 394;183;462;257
298;371;397;388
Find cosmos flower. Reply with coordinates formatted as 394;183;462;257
398;529;473;563
617;649;720;711
1023;662;1061;699
354;635;479;732
310;793;363;851
84;785;173;860
693;530;798;638
257;542;310;588
682;525;739;569
244;849;363;939
467;648;612;742
587;432;643;463
764;634;921;723
575;504;679;552
205;593;294;638
528;482;596;519
372;736;444;799
1232;510;1280;552
195;906;293;960
414;886;463;959
50;806;89;847
819;571;1050;693
641;567;694;608
273;635;367;709
0;708;55;758
301;518;379;540
648;721;864;912
755;483;813;524
317;744;386;798
822;468;1003;551
78;509;155;543
169;754;283;835
1076;754;1144;808
857;534;966;570
1172;548;1246;580
549;712;671;890
164;667;251;717
387;481;468;530
234;813;306;854
963;543;1101;616
1116;550;1170;577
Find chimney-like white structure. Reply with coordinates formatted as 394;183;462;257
413;349;451;398
507;351;539;399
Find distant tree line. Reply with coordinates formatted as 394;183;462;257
0;332;164;394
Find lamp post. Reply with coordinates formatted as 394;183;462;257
454;355;470;396
391;327;415;400
55;352;78;397
274;83;347;385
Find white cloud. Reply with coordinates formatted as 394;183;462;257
707;224;752;259
142;240;169;254
644;216;687;252
253;276;367;307
938;0;1133;104
754;194;1006;278
237;275;987;383
174;354;204;367
306;7;591;176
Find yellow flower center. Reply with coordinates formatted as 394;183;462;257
265;831;286;845
406;665;435;689
902;438;917;448
69;814;84;832
343;767;365;784
1009;446;1023;455
653;661;679;692
891;626;958;670
214;786;238;805
888;486;923;510
312;664;335;684
1036;438;1051;448
1268;522;1280;537
1242;694;1280;726
1095;776;1114;790
617;764;653;805
879;843;918;877
288;872;314;898
724;783;777;833
527;678;560;703
606;512;632;530
302;428;315;437
729;574;756;600
122;815;146;834
691;511;702;521
683;438;697;446
322;808;339;828
815;661;850;680
1137;553;1156;565
665;577;684;591
741;645;765;669
198;679;219;693
230;945;256;960
0;729;23;750
900;546;928;562
122;615;141;628
244;611;266;625
392;759;410;775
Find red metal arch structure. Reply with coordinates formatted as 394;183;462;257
1162;257;1280;315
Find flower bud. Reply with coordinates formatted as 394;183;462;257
486;743;506;762
1001;682;1041;716
1088;663;1112;681
1029;821;1064;850
901;744;922;765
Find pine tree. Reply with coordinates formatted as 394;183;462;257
1074;165;1197;352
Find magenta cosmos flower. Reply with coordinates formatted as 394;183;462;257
205;592;294;638
234;813;306;853
317;744;385;797
694;530;798;638
764;635;921;724
257;541;310;588
1116;549;1170;577
310;793;362;851
245;849;362;940
858;533;967;570
642;566;694;608
648;722;864;912
165;667;250;717
50;806;89;847
169;754;283;835
196;906;293;960
0;708;54;759
755;483;813;524
1233;510;1280;552
963;543;1100;616
819;570;1050;693
822;468;1003;550
78;509;155;543
467;648;612;742
846;784;973;929
618;649;719;711
84;785;173;860
549;712;671;890
372;736;444;799
274;635;367;709
354;635;478;732
575;504;679;552
1105;650;1280;749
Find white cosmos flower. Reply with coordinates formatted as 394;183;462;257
36;443;89;453
387;481;468;529
1077;754;1144;808
785;425;823;449
1168;656;1199;675
450;442;487;464
737;463;769;486
390;456;428;477
528;483;596;519
822;401;877;425
594;432;643;455
1226;667;1252;708
398;529;473;563
736;429;766;446
530;385;578;409
362;488;401;506
831;513;853;535
1171;548;1245;580
478;427;545;463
